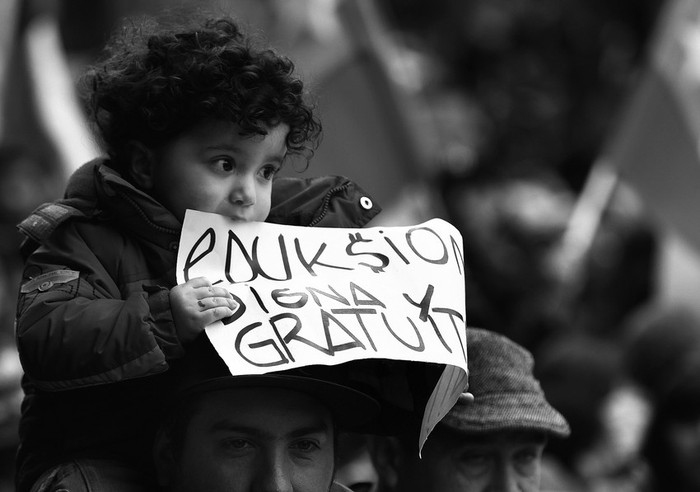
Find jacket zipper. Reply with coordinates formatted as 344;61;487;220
308;183;350;227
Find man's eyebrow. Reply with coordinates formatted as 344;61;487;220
288;423;333;438
209;422;264;438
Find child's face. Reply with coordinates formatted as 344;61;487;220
148;120;289;223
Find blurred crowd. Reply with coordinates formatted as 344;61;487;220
4;0;700;491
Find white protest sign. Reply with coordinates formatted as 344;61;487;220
177;210;469;447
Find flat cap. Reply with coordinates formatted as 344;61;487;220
440;327;570;437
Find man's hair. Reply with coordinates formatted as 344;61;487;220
80;14;321;171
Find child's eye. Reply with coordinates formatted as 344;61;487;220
260;165;279;181
212;158;235;173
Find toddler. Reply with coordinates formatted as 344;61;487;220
14;13;378;492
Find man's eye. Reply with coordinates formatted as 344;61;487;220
291;439;320;452
514;447;541;470
222;438;251;451
457;453;491;477
514;448;542;475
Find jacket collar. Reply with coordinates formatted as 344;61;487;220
20;159;382;249
92;161;181;236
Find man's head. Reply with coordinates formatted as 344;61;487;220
373;327;569;492
154;385;336;492
155;340;379;492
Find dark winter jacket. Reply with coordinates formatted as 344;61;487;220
14;158;380;491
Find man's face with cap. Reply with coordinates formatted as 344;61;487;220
155;386;336;492
387;426;546;492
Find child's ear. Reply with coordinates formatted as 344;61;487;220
152;426;176;487
126;141;156;189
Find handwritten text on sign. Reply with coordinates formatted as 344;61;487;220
177;211;468;378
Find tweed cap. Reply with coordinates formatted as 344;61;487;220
440;327;570;437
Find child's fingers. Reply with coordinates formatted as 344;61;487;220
207;285;233;299
193;284;232;300
201;305;238;325
196;296;238;312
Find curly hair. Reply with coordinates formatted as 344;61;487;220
80;15;322;171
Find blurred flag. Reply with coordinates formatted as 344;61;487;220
606;0;700;252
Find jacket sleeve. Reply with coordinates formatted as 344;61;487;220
15;219;183;391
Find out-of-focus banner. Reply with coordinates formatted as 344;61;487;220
177;209;468;448
607;0;700;251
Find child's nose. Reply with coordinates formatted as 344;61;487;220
230;174;256;206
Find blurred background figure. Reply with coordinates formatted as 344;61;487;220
335;433;380;492
441;171;657;351
535;333;651;492
636;355;700;492
623;306;700;492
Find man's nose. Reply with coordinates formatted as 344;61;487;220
488;461;521;492
253;450;293;492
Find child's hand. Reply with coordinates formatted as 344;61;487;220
170;277;238;344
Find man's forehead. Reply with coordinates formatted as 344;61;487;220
194;386;334;426
207;417;332;439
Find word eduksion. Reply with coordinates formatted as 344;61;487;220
178;215;467;372
182;227;465;281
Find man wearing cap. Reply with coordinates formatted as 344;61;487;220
372;327;570;492
151;338;380;492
